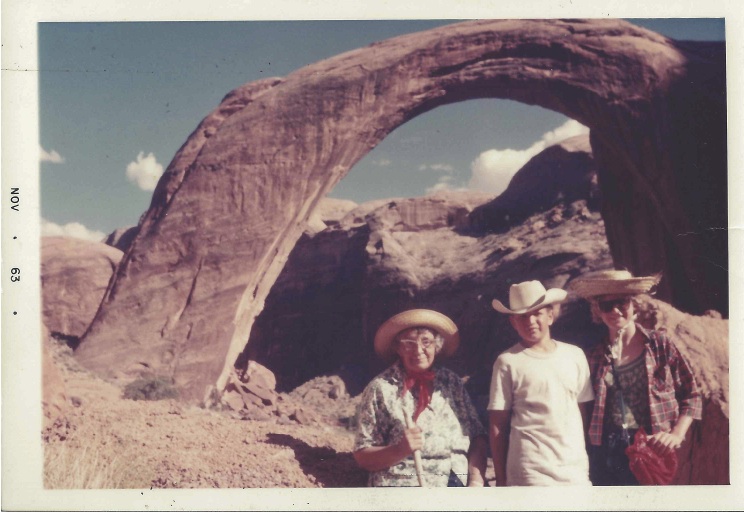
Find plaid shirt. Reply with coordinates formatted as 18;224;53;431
586;325;702;446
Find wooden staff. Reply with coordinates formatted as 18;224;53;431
404;413;426;487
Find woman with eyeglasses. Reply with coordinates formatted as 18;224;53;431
352;309;488;487
569;270;702;485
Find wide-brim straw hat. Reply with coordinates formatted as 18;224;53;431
568;269;661;298
492;280;567;315
374;309;460;363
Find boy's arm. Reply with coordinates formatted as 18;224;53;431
579;400;592;444
466;435;488;486
489;410;511;486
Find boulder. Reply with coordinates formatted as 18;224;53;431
41;237;123;339
77;19;726;403
222;390;245;412
242;360;277;391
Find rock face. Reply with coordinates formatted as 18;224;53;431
77;19;726;403
470;134;599;232
41;237;123;340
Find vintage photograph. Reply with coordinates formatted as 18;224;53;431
2;1;740;510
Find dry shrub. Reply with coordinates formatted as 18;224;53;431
123;376;179;401
44;439;153;489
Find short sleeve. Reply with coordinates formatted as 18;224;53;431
487;356;512;411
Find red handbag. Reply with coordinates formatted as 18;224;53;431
625;427;678;485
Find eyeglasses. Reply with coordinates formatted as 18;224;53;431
399;338;436;352
597;297;632;313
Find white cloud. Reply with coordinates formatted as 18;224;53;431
425;175;467;195
468;144;542;196
40;146;65;164
41;218;106;242
374;158;392;167
126;151;164;191
419;163;454;172
540;119;589;146
467;119;589;196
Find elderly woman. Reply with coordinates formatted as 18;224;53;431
353;309;488;487
569;270;702;485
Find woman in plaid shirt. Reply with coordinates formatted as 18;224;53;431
569;270;702;485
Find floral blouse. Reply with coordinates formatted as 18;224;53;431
353;362;485;487
606;351;652;432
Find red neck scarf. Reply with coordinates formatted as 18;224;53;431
402;370;435;421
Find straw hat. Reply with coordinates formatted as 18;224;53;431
568;269;661;298
374;309;460;362
492;280;567;315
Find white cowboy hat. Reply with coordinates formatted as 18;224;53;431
492;280;567;315
568;269;661;298
374;309;460;363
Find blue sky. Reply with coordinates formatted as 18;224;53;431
38;19;725;241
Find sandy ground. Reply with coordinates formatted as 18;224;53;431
43;345;496;489
44;347;369;489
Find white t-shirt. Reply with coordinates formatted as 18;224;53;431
488;340;594;486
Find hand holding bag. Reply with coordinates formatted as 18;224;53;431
625;427;678;485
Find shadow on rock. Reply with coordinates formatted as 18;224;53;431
265;433;367;487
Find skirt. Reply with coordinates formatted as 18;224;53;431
589;426;640;486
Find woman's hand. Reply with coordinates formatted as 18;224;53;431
398;425;424;455
353;425;424;472
648;431;684;455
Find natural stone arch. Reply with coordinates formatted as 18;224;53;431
77;19;726;402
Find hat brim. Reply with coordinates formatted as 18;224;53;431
492;289;567;315
569;275;661;298
374;309;460;363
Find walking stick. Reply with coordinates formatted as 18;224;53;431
404;413;426;487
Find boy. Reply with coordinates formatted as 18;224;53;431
488;280;593;486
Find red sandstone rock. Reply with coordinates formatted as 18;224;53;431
244;382;275;404
222;390;244;412
41;237;123;339
243;360;277;391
